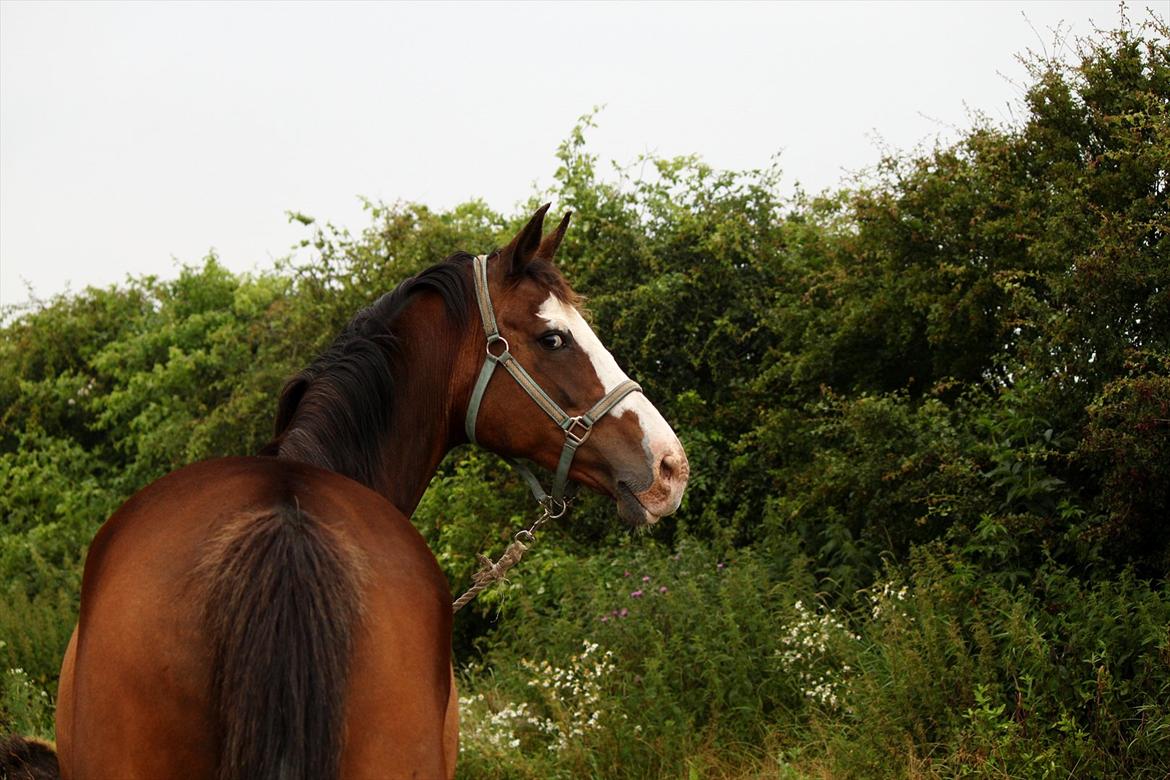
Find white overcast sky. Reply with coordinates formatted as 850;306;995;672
0;1;1162;308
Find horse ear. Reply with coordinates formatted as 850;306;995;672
504;203;551;275
536;211;571;261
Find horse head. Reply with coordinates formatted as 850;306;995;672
463;205;689;526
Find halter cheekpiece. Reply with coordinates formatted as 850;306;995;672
463;253;643;511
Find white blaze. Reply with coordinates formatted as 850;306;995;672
536;294;678;458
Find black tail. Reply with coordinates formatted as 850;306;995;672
200;504;362;780
0;734;60;780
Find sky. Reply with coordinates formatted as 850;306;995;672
0;1;1162;309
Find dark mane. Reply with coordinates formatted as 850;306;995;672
263;249;574;491
261;252;474;491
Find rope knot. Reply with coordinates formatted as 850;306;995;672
469;539;528;588
453;502;567;613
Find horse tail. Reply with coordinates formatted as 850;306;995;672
199;504;362;780
0;734;60;779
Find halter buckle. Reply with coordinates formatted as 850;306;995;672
564;416;593;446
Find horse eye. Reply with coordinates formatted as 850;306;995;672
538;332;567;351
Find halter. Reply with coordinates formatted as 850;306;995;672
463;253;643;511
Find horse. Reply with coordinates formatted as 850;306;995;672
46;204;689;780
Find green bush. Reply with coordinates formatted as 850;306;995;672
0;588;77;738
0;662;55;741
454;539;823;779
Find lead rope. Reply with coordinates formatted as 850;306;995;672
451;498;566;613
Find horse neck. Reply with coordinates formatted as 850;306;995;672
376;293;471;514
276;292;472;516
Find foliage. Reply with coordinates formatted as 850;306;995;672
1;13;1168;777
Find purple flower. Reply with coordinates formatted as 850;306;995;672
619;607;629;618
642;575;651;582
599;615;609;622
659;586;668;594
623;570;631;578
630;590;644;598
717;562;726;570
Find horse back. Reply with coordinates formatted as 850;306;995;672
57;456;452;780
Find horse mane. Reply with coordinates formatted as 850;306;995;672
263;250;575;492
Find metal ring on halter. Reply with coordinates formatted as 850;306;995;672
542;497;569;519
486;334;510;359
514;529;535;544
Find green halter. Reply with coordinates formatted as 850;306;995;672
464;253;642;510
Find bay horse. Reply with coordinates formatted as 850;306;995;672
48;205;689;780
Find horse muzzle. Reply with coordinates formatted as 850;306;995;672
616;442;689;526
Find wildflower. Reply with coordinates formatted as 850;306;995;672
658;586;668;594
623;570;631;577
775;599;858;712
599;615;609;622
467;639;619;753
642;575;651;582
618;607;629;617
630;590;644;598
717;562;725;570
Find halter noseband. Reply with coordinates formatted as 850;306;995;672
463;253;642;510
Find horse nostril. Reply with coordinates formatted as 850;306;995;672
659;453;678;482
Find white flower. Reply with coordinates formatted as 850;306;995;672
460;639;617;755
